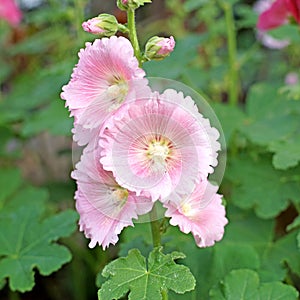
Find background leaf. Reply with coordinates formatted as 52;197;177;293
0;183;78;292
209;269;298;300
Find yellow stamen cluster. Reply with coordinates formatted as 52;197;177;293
146;138;172;172
111;187;129;203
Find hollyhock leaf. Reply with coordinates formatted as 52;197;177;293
223;207;275;256
98;247;195;300
208;244;260;285
235;4;258;28
287;215;300;231
268;24;300;43
262;230;300;279
165;207;276;299
269;137;300;170
259;282;299;299
227;154;300;218
211;102;245;143
210;269;260;299
21;100;73;137
241;83;299;146
0;196;78;292
0;168;22;206
210;269;298;300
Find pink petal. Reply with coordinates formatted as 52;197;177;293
286;0;300;23
257;0;289;30
0;0;22;26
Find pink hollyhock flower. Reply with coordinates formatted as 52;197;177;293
61;36;148;146
257;0;300;31
100;89;220;201
0;0;22;26
164;180;228;247
72;148;153;249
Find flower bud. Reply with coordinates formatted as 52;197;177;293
144;36;175;61
82;14;118;37
117;0;152;11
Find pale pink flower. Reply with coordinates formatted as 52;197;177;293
72;148;153;249
100;89;220;201
61;36;148;146
0;0;22;26
164;180;228;247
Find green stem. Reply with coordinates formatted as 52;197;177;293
149;205;161;248
127;9;142;66
74;0;86;43
118;23;129;34
221;1;239;106
9;291;20;300
161;288;168;300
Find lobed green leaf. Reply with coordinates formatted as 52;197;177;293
98;247;195;300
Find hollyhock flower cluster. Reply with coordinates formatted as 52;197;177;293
257;0;300;31
62;34;227;249
0;0;22;26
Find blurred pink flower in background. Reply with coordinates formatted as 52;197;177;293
0;0;22;26
285;72;299;85
254;0;290;49
72;148;153;249
164;180;228;247
257;0;300;31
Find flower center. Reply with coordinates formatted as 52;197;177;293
146;139;172;172
180;198;196;218
111;187;129;204
107;80;128;112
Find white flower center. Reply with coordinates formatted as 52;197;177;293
111;187;129;205
147;140;171;173
180;199;196;218
107;81;128;112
